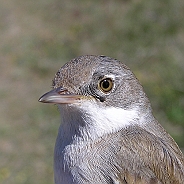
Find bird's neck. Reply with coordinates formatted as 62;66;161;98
57;102;148;145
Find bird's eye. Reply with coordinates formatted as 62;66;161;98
99;78;113;93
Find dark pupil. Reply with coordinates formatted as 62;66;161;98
102;80;109;89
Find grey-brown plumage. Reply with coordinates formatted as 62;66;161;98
39;55;184;184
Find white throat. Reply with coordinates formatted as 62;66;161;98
58;100;140;141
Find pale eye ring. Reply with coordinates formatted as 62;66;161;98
99;78;113;93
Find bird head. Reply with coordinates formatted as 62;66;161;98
39;55;152;138
40;55;150;109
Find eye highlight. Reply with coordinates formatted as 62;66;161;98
99;78;113;93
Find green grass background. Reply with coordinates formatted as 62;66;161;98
0;0;184;183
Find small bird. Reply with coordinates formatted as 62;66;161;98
39;55;184;184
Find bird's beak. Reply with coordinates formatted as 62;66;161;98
38;87;83;104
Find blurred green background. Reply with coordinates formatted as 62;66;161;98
0;0;184;183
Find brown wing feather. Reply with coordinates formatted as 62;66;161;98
110;125;184;184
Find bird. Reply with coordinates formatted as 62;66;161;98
39;55;184;184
